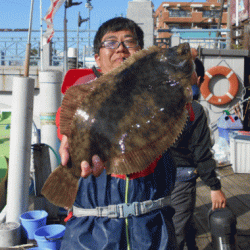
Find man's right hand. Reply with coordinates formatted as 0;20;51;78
81;155;104;178
59;135;105;178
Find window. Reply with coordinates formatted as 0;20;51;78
203;10;220;18
156;16;159;27
168;24;189;29
169;9;191;18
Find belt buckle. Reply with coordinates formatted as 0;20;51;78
118;202;138;218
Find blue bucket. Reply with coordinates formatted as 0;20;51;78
20;210;48;240
34;224;66;250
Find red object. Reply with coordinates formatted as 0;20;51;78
61;69;99;94
186;103;195;122
64;211;73;222
111;155;162;180
56;107;63;141
200;66;239;106
229;115;235;123
57;68;101;140
43;0;66;44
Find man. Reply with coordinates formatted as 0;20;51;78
58;17;226;249
169;57;226;250
191;57;204;101
59;17;177;250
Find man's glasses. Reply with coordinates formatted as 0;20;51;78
100;39;139;49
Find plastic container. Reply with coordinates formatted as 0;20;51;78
0;222;21;247
230;131;250;173
20;210;48;240
34;224;66;250
217;111;243;145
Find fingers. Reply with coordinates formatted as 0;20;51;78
211;190;227;210
81;161;93;178
80;155;104;178
59;135;70;166
212;199;226;210
92;155;104;177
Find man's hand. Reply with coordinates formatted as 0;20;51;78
59;135;70;166
59;135;104;178
81;155;104;178
211;190;226;210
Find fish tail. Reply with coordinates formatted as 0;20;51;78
41;164;79;208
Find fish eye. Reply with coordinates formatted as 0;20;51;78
234;116;238;121
225;116;229;121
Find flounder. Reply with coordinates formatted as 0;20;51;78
41;43;194;208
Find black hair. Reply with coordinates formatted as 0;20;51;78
93;17;144;55
192;57;205;100
194;57;205;84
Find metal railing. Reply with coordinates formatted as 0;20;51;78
156;28;231;49
0;30;95;67
177;29;231;49
0;29;232;66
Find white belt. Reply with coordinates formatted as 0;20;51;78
73;196;171;219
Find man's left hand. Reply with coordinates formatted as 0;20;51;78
211;190;226;210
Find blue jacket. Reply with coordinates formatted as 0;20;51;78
60;152;177;250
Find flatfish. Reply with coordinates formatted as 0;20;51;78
41;43;194;207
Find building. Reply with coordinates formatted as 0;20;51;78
230;0;250;50
127;0;154;49
154;0;229;47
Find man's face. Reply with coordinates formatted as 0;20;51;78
94;30;141;74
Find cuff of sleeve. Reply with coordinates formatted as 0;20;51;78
209;180;221;190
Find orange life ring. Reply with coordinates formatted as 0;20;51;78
200;66;239;105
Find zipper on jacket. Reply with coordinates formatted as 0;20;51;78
125;174;131;250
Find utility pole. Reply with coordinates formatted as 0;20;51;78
77;12;89;68
215;0;225;49
63;0;82;76
85;0;93;48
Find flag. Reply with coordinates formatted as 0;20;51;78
43;0;66;44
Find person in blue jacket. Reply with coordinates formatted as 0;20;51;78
58;18;226;250
59;17;178;250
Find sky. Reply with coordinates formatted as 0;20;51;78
0;0;206;32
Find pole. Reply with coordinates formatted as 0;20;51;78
6;77;34;223
63;5;68;76
236;0;239;45
77;12;80;69
215;0;225;49
39;71;62;172
40;0;43;71
85;0;93;48
226;0;231;49
6;0;35;226
83;45;86;68
88;8;90;47
24;0;35;77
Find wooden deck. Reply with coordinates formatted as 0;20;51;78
194;165;250;250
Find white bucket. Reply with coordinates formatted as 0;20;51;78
0;222;21;247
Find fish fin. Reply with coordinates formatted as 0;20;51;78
41;164;79;208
